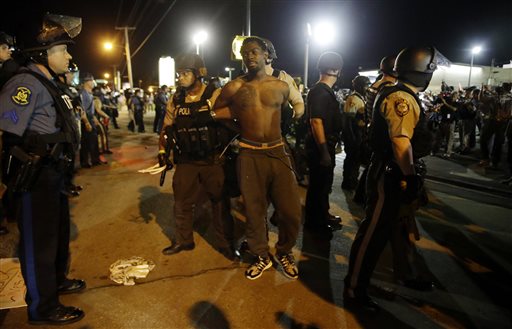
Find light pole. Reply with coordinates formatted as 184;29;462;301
193;30;208;56
225;67;235;80
304;23;312;90
104;38;133;89
468;46;481;87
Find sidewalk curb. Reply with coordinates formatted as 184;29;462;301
425;175;512;198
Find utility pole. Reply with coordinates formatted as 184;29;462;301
115;26;136;88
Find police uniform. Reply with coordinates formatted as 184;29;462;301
342;92;365;189
344;83;423;299
304;81;342;231
166;84;234;251
0;64;80;319
79;87;100;166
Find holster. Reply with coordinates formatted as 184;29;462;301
9;146;42;193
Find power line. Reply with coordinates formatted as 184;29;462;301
131;0;178;58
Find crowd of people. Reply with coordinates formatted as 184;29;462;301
0;12;510;327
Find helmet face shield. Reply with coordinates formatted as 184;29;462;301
27;14;81;52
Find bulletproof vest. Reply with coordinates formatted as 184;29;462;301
19;70;80;157
370;82;433;160
365;80;393;125
173;84;227;163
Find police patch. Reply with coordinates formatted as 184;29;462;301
11;86;32;106
394;98;410;117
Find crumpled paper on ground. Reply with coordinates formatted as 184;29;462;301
109;257;155;286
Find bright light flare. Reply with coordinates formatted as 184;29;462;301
193;31;208;45
313;22;336;45
472;46;482;54
103;42;113;51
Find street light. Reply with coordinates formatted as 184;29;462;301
304;21;336;89
468;46;481;87
225;67;235;80
104;73;110;79
103;41;130;90
193;30;208;56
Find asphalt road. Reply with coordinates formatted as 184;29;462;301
1;112;511;329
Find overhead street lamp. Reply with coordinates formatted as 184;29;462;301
304;21;336;89
468;45;481;87
103;40;131;90
225;67;235;80
193;30;208;56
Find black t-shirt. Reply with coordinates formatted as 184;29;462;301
306;82;342;139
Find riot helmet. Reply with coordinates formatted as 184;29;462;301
68;61;79;73
0;32;14;47
379;55;397;77
175;53;207;78
352;75;371;95
25;14;81;52
394;46;448;91
317;51;343;76
261;37;277;63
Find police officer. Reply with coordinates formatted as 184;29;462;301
0;31;18;235
262;38;305;122
304;51;344;235
353;55;397;204
344;46;443;311
341;75;370;190
0;31;19;87
159;53;235;259
0;14;85;325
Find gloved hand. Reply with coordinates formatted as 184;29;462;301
103;117;110;127
158;151;166;167
400;174;423;204
318;143;332;167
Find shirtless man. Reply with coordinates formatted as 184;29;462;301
213;37;301;280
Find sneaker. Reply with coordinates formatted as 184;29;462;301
276;253;299;280
245;256;272;280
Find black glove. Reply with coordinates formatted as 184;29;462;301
401;174;423;204
158;152;166;167
318;143;332;167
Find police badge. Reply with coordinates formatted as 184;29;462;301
11;86;32;106
394;98;410;117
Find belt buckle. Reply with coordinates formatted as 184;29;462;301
261;142;269;147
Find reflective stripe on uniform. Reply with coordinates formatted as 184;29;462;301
349;173;385;291
22;192;41;317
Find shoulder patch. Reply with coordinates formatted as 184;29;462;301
11;86;32;106
394;98;410;117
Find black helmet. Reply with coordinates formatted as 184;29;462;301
317;51;343;74
68;62;79;73
352;75;370;95
0;32;14;47
175;53;207;77
261;38;277;61
379;55;397;77
25;14;82;52
394;46;448;90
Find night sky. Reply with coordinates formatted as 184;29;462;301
1;0;511;88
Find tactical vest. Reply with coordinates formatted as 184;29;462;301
19;70;80;158
370;83;433;160
172;84;227;163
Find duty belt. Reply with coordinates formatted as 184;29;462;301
239;138;283;150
